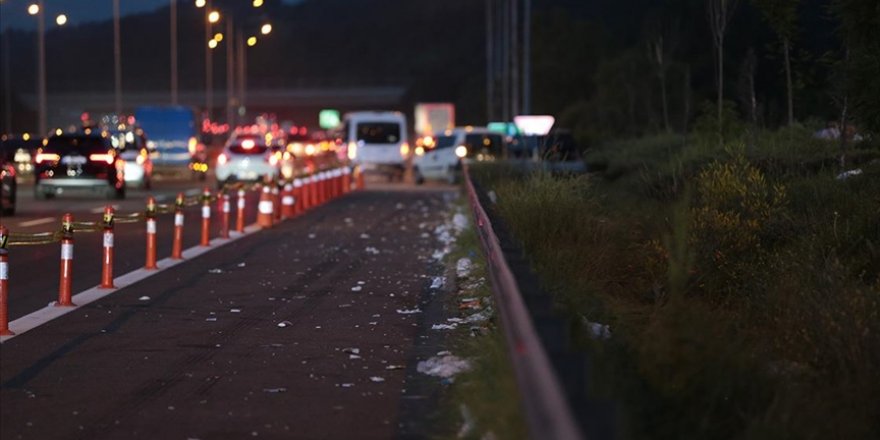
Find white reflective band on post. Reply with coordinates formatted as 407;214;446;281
61;243;74;260
223;201;230;213
103;232;114;248
174;213;184;226
147;219;157;234
202;206;211;219
238;198;245;209
1;261;8;280
283;196;294;205
294;179;302;187
258;201;274;214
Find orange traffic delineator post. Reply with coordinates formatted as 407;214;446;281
272;183;282;222
56;213;75;307
236;187;246;233
0;226;13;335
171;193;185;259
220;191;231;239
100;206;116;288
282;182;295;219
201;187;211;246
306;175;316;210
257;185;274;228
334;169;343;198
342;167;352;193
145;197;158;270
318;172;327;205
356;166;365;190
293;178;303;216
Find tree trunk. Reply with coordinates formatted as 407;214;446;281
839;47;849;169
784;37;794;126
717;35;725;145
660;70;670;132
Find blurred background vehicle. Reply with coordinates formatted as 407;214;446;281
0;133;43;179
0;156;17;215
414;127;504;184
134;106;206;180
215;132;278;188
108;126;154;189
33;132;126;200
343;111;408;180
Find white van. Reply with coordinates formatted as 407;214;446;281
343;111;409;177
414;127;505;184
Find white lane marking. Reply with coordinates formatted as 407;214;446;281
18;217;56;228
0;223;262;342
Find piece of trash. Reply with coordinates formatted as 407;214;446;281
263;388;287;393
230;309;241;313
385;365;405;370
459;300;481;310
208;268;223;274
464;311;490;323
359;233;370;239
396;308;422;315
369;376;385;383
430;276;446;289
452;213;469;232
349;354;362;360
237;262;246;267
437;350;452;356
447;318;464;323
205;317;217;322
456;258;473;278
365;246;380;255
342;348;360;354
276;321;293;328
308;233;316;239
417;355;471;378
340;383;355;388
351;286;363;292
836;168;863;180
582;317;612;340
138;296;150;301
487;190;498;204
431;324;457;331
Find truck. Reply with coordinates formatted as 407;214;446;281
414;103;455;145
134;106;207;179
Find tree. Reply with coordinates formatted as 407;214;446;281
754;0;799;127
707;0;741;144
833;0;880;136
646;19;679;133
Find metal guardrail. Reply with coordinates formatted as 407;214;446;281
462;162;584;440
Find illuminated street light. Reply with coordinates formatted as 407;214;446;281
208;10;220;23
27;3;39;15
260;23;272;35
214;32;223;42
195;0;206;7
253;0;264;7
208;39;218;49
55;14;67;26
247;36;257;47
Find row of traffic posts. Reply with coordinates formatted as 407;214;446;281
0;165;367;336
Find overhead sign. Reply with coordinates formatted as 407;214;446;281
319;109;341;129
487;122;520;136
514;115;555;136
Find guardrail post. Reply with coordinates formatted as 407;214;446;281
56;213;75;307
236;187;246;233
100;206;116;288
200;187;211;246
220;190;231;239
145;197;158;270
0;226;13;335
172;193;185;259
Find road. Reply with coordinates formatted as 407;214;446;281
1;180;459;439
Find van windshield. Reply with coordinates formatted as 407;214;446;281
435;135;457;149
356;123;400;144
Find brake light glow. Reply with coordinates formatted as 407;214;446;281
415;146;425;156
35;153;61;164
305;144;316;156
400;142;410;157
217;153;228;165
241;139;255;150
268;151;281;166
89;153;115;164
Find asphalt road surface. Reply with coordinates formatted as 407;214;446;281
1;182;459;439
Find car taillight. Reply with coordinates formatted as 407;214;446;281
89;153;115;164
268;152;280;166
400;142;410;157
35;153;61;164
347;142;357;160
136;154;146;165
217;153;228;165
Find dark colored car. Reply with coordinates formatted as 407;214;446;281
0;134;43;177
0;157;16;215
34;133;126;199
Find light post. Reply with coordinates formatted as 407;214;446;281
28;2;47;135
170;0;178;105
113;0;122;116
1;1;12;133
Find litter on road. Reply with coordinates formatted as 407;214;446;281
416;355;471;379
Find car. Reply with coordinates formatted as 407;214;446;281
33;133;126;200
215;133;279;188
109;128;154;189
0;156;16;215
0;133;43;178
414;127;505;184
342;111;409;179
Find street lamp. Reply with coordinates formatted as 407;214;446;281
214;32;223;42
55;14;67;26
29;1;47;135
247;36;257;47
195;0;206;7
260;23;272;35
27;3;39;15
253;0;264;7
208;11;220;23
208;39;218;49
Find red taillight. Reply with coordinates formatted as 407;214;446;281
217;153;228;165
89;153;114;164
35;153;61;164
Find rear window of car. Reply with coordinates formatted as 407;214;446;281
464;134;504;155
43;136;113;154
434;135;457;149
228;143;268;155
356;122;401;144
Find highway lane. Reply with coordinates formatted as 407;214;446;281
2;176;265;321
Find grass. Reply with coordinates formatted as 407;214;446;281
473;129;880;439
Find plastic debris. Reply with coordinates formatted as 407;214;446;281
308;233;316;239
339;383;355;388
205;317;217;322
396;308;422;315
237;262;246;267
452;213;469;232
430;276;446;289
417;355;471;378
456;258;473;278
230;309;241;313
582;317;612;340
359;233;370;239
365;246;380;255
836;168;863;180
487;190;498;204
351;286;363;292
138;296;151;301
276;321;293;328
208;268;223;274
263;388;287;393
369;376;385;383
342;347;360;355
385;365;405;370
431;323;457;331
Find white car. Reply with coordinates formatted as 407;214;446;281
342;111;408;178
215;134;279;188
414;128;504;184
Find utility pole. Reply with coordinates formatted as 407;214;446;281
237;31;246;119
113;0;123;116
522;0;531;114
2;28;12;133
500;0;509;122
225;17;235;127
37;0;46;134
170;0;178;105
510;0;519;118
205;1;214;120
485;0;494;123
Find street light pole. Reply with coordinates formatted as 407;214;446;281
170;0;178;105
2;27;12;133
37;0;47;134
522;0;531;115
237;30;246;119
112;0;122;115
225;17;235;127
205;2;214;120
485;0;494;123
